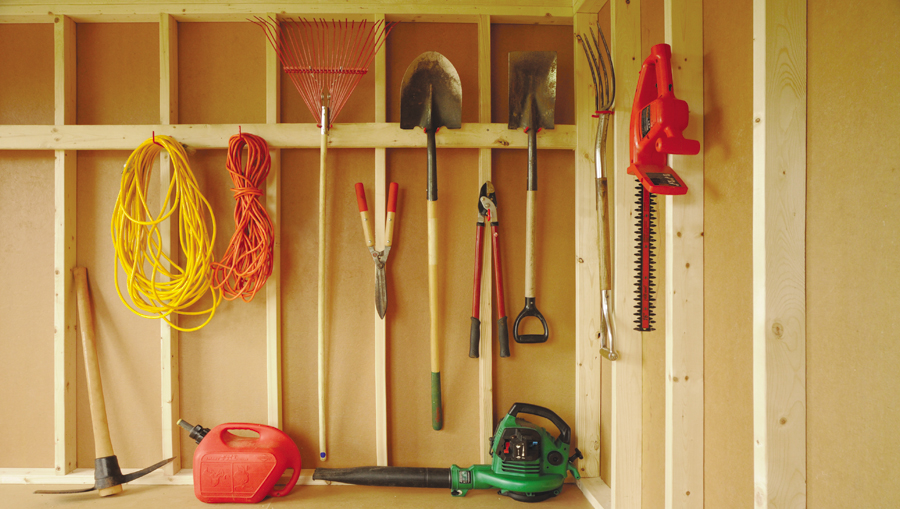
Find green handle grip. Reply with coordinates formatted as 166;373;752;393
431;372;443;430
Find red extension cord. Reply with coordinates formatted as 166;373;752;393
211;132;275;302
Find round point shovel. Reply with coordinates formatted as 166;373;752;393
400;51;462;430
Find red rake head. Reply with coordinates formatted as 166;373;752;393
252;16;395;127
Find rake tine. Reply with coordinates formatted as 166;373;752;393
587;25;609;110
595;23;615;110
577;34;601;111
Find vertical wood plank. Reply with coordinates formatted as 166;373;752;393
664;0;704;507
158;13;180;475
753;0;807;507
610;0;643;506
574;11;602;479
476;13;494;466
265;12;283;430
53;14;76;476
373;12;389;467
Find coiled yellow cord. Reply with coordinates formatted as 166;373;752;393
111;135;221;331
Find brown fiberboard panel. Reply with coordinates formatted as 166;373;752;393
76;23;159;125
75;151;163;469
807;1;900;507
0;24;54;125
178;22;266;125
702;0;754;506
0;152;56;468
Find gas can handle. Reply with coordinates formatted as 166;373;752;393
506;403;571;445
270;442;302;497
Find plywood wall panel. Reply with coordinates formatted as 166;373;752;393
76;23;159;125
0;152;56;468
489;24;575;125
384;23;479;124
178;23;265;125
490;149;576;446
0;25;54;125
702;0;754;506
807;1;900;507
176;148;268;467
386;147;481;468
75;151;162;469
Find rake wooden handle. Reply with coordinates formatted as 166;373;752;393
73;267;123;496
318;127;328;461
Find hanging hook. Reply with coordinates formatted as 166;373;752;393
152;131;163;147
238;125;242;138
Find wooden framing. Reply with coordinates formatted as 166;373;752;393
373;12;389;467
664;0;704;508
52;13;76;476
752;0;807;507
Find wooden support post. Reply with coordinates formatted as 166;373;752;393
373;12;389;467
664;0;704;507
53;13;76;476
476;13;494;465
752;0;807;507
610;0;643;507
265;12;283;430
573;11;602;480
159;13;180;476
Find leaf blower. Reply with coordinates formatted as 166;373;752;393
313;403;582;502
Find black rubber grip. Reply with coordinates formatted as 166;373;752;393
507;403;571;444
513;297;549;343
469;317;480;358
313;467;451;489
497;316;510;357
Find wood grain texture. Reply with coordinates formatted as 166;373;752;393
752;0;806;507
664;0;704;507
373;12;388;467
53;13;76;476
610;0;643;506
574;11;603;480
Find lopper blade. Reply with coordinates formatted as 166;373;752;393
375;265;387;319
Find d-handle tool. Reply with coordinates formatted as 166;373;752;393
579;23;618;360
355;182;399;319
469;181;510;358
36;267;173;496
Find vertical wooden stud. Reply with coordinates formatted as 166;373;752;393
753;0;807;507
476;14;494;465
610;0;643;506
53;14;76;476
265;12;283;430
574;11;602;480
664;0;704;507
373;13;389;467
159;13;180;476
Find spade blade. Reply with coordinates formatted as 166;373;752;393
508;51;557;130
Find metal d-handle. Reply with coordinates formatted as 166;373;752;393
513;297;549;343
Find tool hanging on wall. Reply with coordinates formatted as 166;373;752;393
313;403;581;502
253;16;395;460
508;51;556;345
36;268;173;496
469;181;510;358
355;182;399;319
211;130;275;302
399;51;462;431
627;44;700;331
111;133;220;332
177;419;301;503
578;24;618;360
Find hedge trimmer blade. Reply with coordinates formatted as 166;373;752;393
634;181;656;331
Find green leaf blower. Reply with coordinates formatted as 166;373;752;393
313;403;582;502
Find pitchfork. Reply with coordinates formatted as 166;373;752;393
252;16;394;461
578;23;618;361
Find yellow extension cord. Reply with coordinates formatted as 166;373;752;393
111;135;221;332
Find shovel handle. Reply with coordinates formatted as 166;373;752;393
514;297;549;343
426;130;442;428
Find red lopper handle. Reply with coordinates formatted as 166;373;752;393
355;182;369;212
387;182;398;213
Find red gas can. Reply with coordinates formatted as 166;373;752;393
191;423;302;504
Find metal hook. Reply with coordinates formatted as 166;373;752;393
152;131;162;147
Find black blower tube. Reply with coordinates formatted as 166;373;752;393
313;467;451;489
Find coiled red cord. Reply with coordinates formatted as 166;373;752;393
211;132;275;301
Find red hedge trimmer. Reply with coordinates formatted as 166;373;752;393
627;43;699;331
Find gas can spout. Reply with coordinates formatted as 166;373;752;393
177;419;209;444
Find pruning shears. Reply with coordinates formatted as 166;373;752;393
355;182;398;319
470;181;510;358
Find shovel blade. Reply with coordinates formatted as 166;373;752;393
400;51;462;131
508;51;558;130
